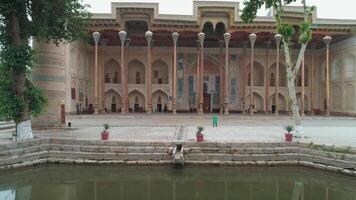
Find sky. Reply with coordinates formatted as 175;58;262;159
82;0;356;20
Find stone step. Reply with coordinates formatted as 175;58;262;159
185;147;299;154
0;121;15;134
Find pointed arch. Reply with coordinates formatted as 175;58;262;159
152;89;169;112
246;92;264;112
246;61;265;86
345;84;355;110
269;62;287;87
128;59;145;84
344;54;355;79
104;89;121;112
331;85;342;110
152;59;169;84
269;93;287;112
296;92;309;111
202;21;214;38
331;58;342;80
215;22;226;38
105;58;121;84
128;90;145;112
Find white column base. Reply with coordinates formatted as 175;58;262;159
294;125;304;138
16;120;34;140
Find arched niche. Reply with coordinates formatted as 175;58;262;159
246;92;264;112
331;58;342;80
269;63;287;87
128;59;145;84
202;22;214;38
128;90;145;112
345;84;355;110
296;65;309;87
215;22;226;38
344;54;355;79
297;93;309;111
104;89;121;112
269;93;287;112
105;58;120;84
152;90;169;112
246;61;265;87
152;59;169;84
331;85;342;110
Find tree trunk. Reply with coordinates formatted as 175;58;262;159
282;40;304;136
9;9;33;140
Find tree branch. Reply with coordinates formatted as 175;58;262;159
292;43;307;78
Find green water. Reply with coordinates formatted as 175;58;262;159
0;165;355;200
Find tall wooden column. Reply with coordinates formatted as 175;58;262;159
274;34;282;116
301;57;305;117
125;39;130;112
224;33;231;115
92;32;101;115
198;32;205;115
242;41;247;114
323;36;332;117
265;41;271;114
310;43;315;115
119;31;127;114
172;32;179;114
249;33;257;115
196;41;200;113
219;40;224;114
145;31;153;114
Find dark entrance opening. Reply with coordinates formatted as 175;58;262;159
111;104;117;112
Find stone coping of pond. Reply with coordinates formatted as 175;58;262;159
0;138;355;177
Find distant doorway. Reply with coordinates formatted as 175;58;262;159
203;93;211;113
157;96;162;112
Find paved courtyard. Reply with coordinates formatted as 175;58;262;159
1;114;356;147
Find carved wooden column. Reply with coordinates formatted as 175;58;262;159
310;43;316;115
323;36;332;117
219;40;224;114
92;32;101;115
224;33;231;115
301;57;305;117
196;41;200;113
249;33;257;115
198;32;205;115
265;41;271;114
242;41;247;114
119;31;127;114
172;32;179;114
145;31;153;114
274;34;282;116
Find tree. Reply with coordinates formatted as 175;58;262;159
241;0;313;135
0;0;90;140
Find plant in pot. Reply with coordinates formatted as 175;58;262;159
196;126;204;142
101;123;110;140
284;125;294;142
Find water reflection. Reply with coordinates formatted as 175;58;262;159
0;165;355;200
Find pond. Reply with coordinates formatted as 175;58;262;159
0;165;355;200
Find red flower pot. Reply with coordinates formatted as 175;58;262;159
284;133;293;142
101;131;109;140
196;134;204;142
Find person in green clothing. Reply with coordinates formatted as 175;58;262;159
212;115;218;127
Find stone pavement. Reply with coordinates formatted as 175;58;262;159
1;114;356;147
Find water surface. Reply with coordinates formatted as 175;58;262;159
0;165;355;200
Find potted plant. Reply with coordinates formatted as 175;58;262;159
284;125;294;142
101;123;109;140
196;126;204;142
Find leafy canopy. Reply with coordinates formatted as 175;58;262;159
0;0;90;123
240;0;313;44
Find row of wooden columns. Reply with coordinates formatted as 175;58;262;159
92;31;332;116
